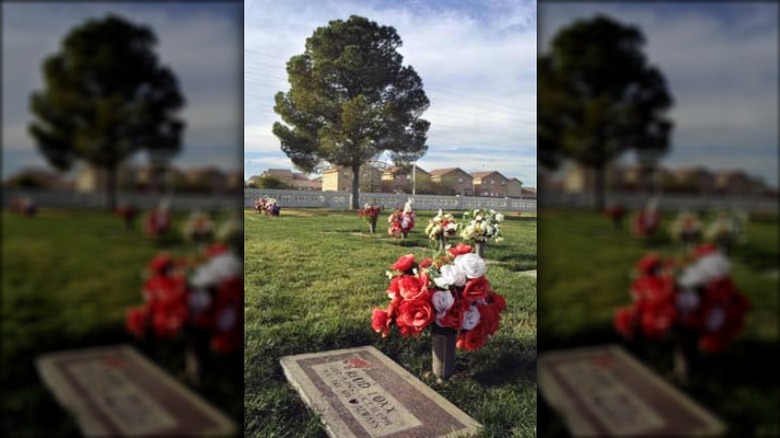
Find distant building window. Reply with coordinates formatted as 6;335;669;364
458;178;463;183
491;180;495;185
501;181;506;186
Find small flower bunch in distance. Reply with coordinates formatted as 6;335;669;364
358;202;382;221
460;208;504;243
425;209;459;241
371;243;506;351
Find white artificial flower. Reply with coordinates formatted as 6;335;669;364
679;253;731;288
188;290;212;312
495;213;504;222
461;305;481;330
191;252;241;288
431;290;455;313
434;264;467;288
454;253;487;278
676;290;700;312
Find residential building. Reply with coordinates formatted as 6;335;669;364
429;168;474;196
380;165;431;194
507;178;523;198
669;167;715;194
321;165;382;192
714;170;766;196
471;171;510;197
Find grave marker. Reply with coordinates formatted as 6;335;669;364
539;344;725;437
36;344;237;437
280;345;481;438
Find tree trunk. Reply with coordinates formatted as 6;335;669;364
594;165;606;211
350;163;361;210
106;165;118;211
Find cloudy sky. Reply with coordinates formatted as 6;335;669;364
540;2;778;188
245;0;537;187
1;2;242;178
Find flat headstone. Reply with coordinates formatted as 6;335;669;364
280;345;481;438
35;344;236;437
538;344;725;437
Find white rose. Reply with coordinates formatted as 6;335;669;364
454;253;487;278
495;213;504;222
679;253;731;288
461;305;481;330
434;264;467;288
431;290;455;313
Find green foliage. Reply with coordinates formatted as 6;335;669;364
537;209;779;436
244;209;537;437
28;15;185;208
256;175;292;189
538;15;673;207
272;15;430;208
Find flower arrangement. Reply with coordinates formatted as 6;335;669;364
371;244;506;352
669;210;702;245
182;211;214;244
358;203;382;220
425;209;459;250
603;202;626;229
216;214;242;252
460;209;504;247
705;210;747;251
615;245;750;372
145;202;172;237
388;199;415;238
127;245;243;363
633;203;660;238
266;197;280;217
115;202;138;231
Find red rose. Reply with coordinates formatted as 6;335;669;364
419;258;433;269
387;294;402;318
478;303;501;335
398;276;427;300
436;303;465;330
488;291;506;313
462;276;490;301
456;322;489;351
614;306;636;338
392;254;416;272
449;243;473;257
126;307;148;338
395;299;434;337
371;308;391;337
386;276;402;298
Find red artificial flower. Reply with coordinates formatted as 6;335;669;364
395;299;434;337
398;276;427;300
449;243;474;257
371;308;391;337
456;322;489;351
694;244;718;258
205;244;230;258
488;291;507;313
148;254;173;276
614;306;636;338
462;276;491;302
437;302;465;330
126;307;148;338
636;254;662;277
418;258;433;269
392;254;416;272
478;303;501;336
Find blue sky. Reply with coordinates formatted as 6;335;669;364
244;0;538;187
540;2;778;188
1;2;242;177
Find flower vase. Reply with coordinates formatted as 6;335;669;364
369;218;377;234
475;241;486;258
185;327;212;385
673;328;699;385
432;324;457;380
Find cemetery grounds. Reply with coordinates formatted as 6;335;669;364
537;209;779;437
1;208;243;436
244;208;538;437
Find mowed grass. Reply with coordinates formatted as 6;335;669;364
244;208;537;437
1;208;243;436
537;209;779;437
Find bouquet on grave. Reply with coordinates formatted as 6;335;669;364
371;244;506;351
669;210;702;244
265;197;281;217
425;209;460;241
126;244;243;354
358;203;382;221
182;210;214;243
705;210;748;250
388;199;416;237
145;202;172;237
633;203;660;238
614;245;750;353
460;209;505;243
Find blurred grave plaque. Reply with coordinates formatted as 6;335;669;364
538;344;725;437
280;345;481;438
35;344;236;437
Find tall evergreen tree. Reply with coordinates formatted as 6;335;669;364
273;15;429;209
29;15;185;209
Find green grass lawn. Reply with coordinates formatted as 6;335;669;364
1;208;243;436
537;209;779;437
244;208;538;437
